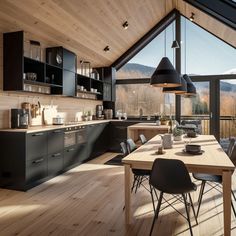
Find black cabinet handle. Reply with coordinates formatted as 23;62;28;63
52;153;61;158
32;133;44;136
67;148;75;152
32;158;44;164
53;130;62;133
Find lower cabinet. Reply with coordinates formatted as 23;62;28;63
48;152;63;176
26;156;48;188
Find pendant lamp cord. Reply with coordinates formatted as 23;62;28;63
185;16;187;74
172;22;175;66
164;0;167;57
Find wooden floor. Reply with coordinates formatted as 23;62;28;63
0;152;236;236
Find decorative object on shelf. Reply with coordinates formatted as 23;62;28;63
80;60;91;77
162;76;187;94
26;72;37;81
29;40;41;61
56;54;62;65
173;127;184;141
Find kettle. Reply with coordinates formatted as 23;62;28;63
160;134;173;149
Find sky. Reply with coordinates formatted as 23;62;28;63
129;17;236;76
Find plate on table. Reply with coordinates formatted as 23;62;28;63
182;149;204;155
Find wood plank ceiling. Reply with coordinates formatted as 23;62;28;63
0;0;234;68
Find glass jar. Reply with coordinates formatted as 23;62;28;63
30;40;41;61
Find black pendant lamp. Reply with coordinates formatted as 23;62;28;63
162;75;187;94
183;74;196;95
150;57;182;87
171;40;180;49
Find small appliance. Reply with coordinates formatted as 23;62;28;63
11;109;29;129
96;105;103;119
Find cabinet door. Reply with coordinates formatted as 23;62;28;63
26;156;47;184
26;132;47;160
103;83;111;101
63;48;76;72
48;152;63;176
48;129;64;154
63;70;76;96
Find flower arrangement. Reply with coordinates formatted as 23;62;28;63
173;127;184;141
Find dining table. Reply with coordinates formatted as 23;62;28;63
122;134;235;236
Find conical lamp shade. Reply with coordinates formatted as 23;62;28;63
171;40;180;49
150;57;181;88
182;74;197;95
162;76;187;94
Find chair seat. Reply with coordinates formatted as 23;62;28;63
193;173;222;183
164;182;197;194
132;168;151;176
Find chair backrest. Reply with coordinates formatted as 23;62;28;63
150;158;194;194
227;138;235;157
120;142;128;157
229;142;236;167
139;134;147;145
126;138;137;154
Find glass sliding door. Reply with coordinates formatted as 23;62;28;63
220;79;236;139
181;81;210;135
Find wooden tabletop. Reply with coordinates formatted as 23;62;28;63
122;134;235;174
128;123;170;130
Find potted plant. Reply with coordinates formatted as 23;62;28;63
82;111;88;121
173;127;184;141
87;110;93;121
160;115;169;125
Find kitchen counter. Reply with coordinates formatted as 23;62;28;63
127;123;170;141
0;120;111;133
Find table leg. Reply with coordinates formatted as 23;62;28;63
124;164;132;225
223;171;232;236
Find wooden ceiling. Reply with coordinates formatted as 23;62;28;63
0;0;234;68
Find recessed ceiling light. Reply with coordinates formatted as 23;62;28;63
190;12;195;22
122;21;129;29
104;46;110;52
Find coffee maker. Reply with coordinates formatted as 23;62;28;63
96;105;103;119
11;109;29;129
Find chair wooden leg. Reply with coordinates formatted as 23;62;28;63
188;193;198;225
197;181;206;217
149;191;163;236
183;194;193;236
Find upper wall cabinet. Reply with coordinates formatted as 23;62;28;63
46;47;77;96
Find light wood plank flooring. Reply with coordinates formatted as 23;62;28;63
0;152;236;236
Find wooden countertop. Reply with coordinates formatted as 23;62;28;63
0;120;111;133
128;123;170;130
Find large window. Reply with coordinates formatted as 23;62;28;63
116;84;175;116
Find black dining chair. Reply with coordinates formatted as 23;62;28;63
193;140;236;218
139;134;147;145
149;158;198;236
125;139;156;211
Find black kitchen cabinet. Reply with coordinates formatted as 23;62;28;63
26;132;48;160
63;144;87;170
87;123;109;159
109;121;138;152
63;70;76;96
47;129;64;176
47;152;63;176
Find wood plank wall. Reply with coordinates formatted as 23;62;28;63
0;32;102;129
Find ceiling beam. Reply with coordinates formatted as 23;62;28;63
184;0;236;30
111;9;179;70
